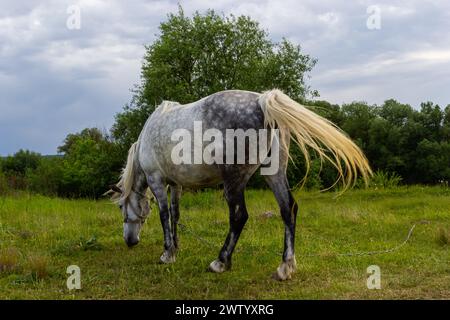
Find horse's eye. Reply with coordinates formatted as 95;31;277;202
119;204;123;210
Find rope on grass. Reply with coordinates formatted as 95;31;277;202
301;223;417;257
177;220;420;258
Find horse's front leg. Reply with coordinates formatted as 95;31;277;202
147;175;176;264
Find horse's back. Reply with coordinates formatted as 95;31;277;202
201;90;265;131
139;90;267;188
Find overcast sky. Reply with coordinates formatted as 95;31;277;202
1;0;450;155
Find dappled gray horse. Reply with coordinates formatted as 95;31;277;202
110;89;371;280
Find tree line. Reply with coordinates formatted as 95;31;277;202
1;8;449;198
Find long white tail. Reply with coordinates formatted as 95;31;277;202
259;89;372;191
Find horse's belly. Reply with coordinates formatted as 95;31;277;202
165;164;222;187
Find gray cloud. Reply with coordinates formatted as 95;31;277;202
1;0;449;155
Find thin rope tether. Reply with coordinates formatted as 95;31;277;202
300;224;417;258
177;219;419;258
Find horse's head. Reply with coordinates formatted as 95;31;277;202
110;184;151;248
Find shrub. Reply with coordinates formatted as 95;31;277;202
1;150;41;176
0;171;8;195
26;157;63;196
370;170;402;188
60;136;122;198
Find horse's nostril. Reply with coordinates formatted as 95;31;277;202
126;240;138;248
125;237;139;248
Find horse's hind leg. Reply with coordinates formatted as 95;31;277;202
169;185;181;249
209;171;252;273
264;172;298;280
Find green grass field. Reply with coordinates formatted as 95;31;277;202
0;186;449;299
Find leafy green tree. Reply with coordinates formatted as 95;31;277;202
418;102;443;142
112;7;317;151
1;150;41;189
306;100;343;127
415;139;450;183
341;102;376;150
58;128;105;154
25;156;63;196
1;149;41;176
367;117;404;172
363;100;415;176
441;105;450;141
377;99;413;127
59;128;123;198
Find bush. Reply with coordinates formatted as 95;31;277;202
0;171;8;195
370;170;402;188
1;150;41;176
26;157;63;196
1;150;42;191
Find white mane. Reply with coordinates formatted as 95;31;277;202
113;142;138;202
160;100;182;113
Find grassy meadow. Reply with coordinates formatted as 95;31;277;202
0;186;449;299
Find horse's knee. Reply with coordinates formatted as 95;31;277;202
231;210;248;230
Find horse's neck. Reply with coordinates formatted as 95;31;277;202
131;162;147;194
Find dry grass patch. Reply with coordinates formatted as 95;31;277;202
27;254;50;280
435;227;450;246
0;248;20;273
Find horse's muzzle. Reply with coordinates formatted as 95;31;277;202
125;236;139;248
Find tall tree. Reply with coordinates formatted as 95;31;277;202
418;102;443;142
442;105;450;141
58;128;105;154
112;7;317;151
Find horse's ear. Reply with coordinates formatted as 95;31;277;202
109;184;122;194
